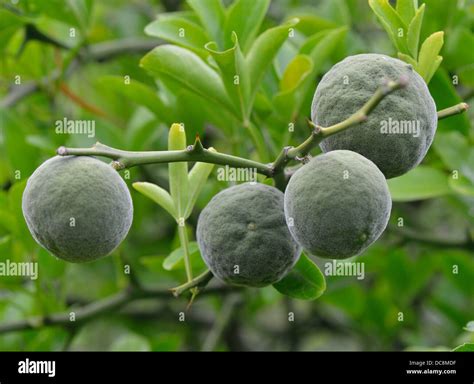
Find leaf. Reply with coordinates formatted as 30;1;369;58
396;0;417;26
428;69;470;136
184;148;216;219
417;31;444;83
387;166;451;202
162;242;201;271
453;343;474;352
205;33;250;120
291;15;338;35
0;9;24;52
368;0;409;54
144;16;210;57
273;54;313;121
140;45;236;116
99;76;172;122
168;124;189;218
273;253;326;301
406;3;425;59
187;0;226;48
109;334;151;352
433;132;470;171
449;175;474;197
246;18;300;106
397;52;418;67
132;182;176;219
223;0;270;52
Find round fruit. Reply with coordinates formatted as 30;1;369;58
22;156;133;263
284;150;391;259
311;53;437;179
196;183;301;287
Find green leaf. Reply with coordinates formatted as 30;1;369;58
246;18;300;106
145;16;210;57
224;0;270;52
396;0;417;26
449;175;474;197
187;0;226;48
184;149;216;219
406;3;425;59
109;334;151;352
397;52;418;67
273;253;326;301
291;15;338;35
433;132;470;171
387;166;451;202
0;10;24;52
368;0;409;54
99;76;171;122
168;124;189;218
453;343;474;352
205;33;250;120
428;69;470;136
140;45;236;116
132;182;176;219
273;54;313;122
162;242;203;271
417;31;444;83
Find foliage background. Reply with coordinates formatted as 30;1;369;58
0;0;473;351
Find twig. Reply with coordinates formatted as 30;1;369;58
201;294;241;351
170;269;214;297
0;283;238;335
270;77;408;175
1;38;158;108
57;137;273;177
437;102;469;120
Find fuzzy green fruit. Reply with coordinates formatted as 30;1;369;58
22;156;133;263
196;183;301;287
284;150;391;259
312;54;437;179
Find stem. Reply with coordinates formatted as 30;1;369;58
178;223;193;282
57;141;273;176
0;284;237;335
201;294;240;351
1;37;158;108
437;102;469;120
271;77;408;175
170;269;214;297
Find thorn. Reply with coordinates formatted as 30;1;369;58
191;133;204;153
111;161;125;170
398;75;409;88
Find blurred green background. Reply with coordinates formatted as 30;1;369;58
0;0;473;351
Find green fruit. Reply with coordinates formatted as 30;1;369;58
22;156;133;263
284;150;391;259
196;183;301;287
312;54;437;179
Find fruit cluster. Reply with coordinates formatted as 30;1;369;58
22;54;438;287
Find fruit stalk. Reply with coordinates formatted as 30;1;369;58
437;102;469;120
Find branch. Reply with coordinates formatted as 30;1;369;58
57;138;273;177
170;269;214;297
0;282;238;335
0;38;158;108
437;102;469;120
271;77;408;175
